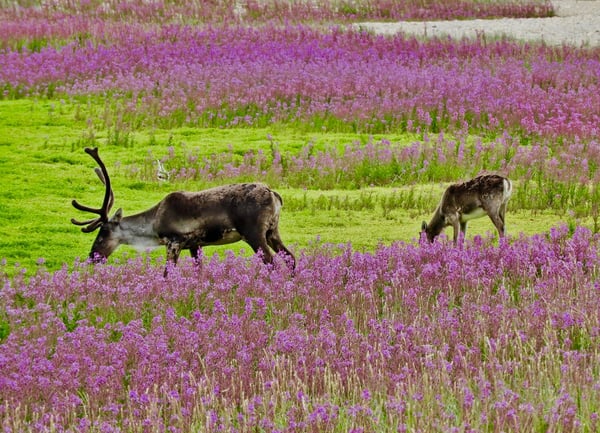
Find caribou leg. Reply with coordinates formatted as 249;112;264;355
164;240;183;277
189;245;200;260
244;234;275;265
266;229;296;269
188;245;204;273
460;221;468;241
488;213;506;238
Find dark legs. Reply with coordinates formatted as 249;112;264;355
489;213;506;238
267;229;296;269
245;229;296;270
497;202;508;237
163;231;295;277
453;221;468;244
488;202;507;238
164;240;182;277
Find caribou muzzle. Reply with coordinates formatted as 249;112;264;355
88;251;107;263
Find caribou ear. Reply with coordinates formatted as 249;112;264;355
421;221;427;231
111;208;123;223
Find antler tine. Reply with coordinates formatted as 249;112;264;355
94;167;115;211
71;198;104;232
71;217;100;226
71;198;104;214
70;217;104;233
84;147;114;219
71;147;115;232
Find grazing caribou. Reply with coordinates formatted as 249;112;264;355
72;147;295;275
421;174;513;244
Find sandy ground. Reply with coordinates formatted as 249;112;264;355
354;0;600;47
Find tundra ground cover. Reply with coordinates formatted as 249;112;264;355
0;0;554;46
2;0;600;431
0;101;595;275
138;132;600;221
1;227;599;432
2;25;599;139
0;99;441;273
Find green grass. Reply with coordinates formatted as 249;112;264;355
0;99;578;276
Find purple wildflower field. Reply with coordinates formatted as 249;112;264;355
2;0;600;431
0;0;554;37
2;25;599;139
2;228;599;431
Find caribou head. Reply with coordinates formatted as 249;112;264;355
72;147;295;275
421;174;513;244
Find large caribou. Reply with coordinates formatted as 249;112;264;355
421;174;513;244
72;147;295;275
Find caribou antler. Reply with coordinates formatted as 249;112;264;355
71;147;115;233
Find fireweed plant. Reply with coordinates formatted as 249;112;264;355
1;227;599;431
136;132;598;190
1;2;599;431
130;133;600;224
0;0;554;42
1;26;599;139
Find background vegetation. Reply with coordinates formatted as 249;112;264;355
2;0;599;432
0;99;584;275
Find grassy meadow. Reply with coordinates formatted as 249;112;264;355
0;100;566;275
2;0;600;432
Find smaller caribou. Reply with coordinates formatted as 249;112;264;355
72;147;295;275
421;174;512;244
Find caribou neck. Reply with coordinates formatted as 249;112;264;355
118;206;161;247
427;207;447;237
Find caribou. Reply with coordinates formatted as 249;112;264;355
421;174;513;244
72;147;295;275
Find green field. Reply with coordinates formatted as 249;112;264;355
5;1;600;430
0;99;571;275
